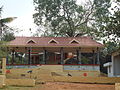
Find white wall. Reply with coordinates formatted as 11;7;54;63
113;55;120;77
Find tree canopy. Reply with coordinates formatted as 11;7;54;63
33;0;120;54
0;6;16;58
33;0;119;40
33;0;95;37
0;6;16;40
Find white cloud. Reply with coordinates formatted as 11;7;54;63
7;12;37;36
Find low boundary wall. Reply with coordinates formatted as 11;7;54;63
53;76;120;84
5;79;35;87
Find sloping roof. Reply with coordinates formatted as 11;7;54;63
7;36;104;48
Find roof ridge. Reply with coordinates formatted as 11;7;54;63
15;36;92;38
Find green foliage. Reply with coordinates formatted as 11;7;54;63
33;0;120;55
2;32;15;41
0;47;7;58
106;10;120;38
33;0;119;40
91;0;111;39
102;41;119;56
0;17;17;24
33;0;94;37
0;33;15;59
0;6;2;15
0;6;17;40
93;0;120;43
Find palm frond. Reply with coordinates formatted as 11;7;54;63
0;17;17;24
0;6;3;16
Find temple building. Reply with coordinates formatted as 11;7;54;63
6;36;104;72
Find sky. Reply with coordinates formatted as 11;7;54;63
0;0;37;36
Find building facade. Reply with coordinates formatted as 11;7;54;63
104;49;120;77
6;36;104;71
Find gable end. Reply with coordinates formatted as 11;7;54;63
27;39;36;44
69;39;80;44
48;39;59;44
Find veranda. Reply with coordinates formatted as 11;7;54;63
6;36;104;71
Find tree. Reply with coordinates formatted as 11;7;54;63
0;6;16;40
92;0;120;43
105;1;120;41
0;6;16;58
33;0;120;47
33;0;95;37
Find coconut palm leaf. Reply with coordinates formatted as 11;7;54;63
0;17;17;24
0;6;3;15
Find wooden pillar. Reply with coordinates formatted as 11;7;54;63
54;53;56;62
77;47;81;64
97;47;100;64
39;53;41;64
28;47;31;64
60;47;64;64
43;49;46;64
21;56;22;64
33;56;36;64
11;49;15;64
93;50;96;64
76;50;79;62
24;47;27;64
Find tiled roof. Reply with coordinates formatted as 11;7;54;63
7;36;104;48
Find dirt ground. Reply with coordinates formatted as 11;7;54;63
3;82;115;90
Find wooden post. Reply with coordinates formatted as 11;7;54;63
93;50;96;64
43;49;46;64
39;53;41;64
24;47;27;64
76;50;79;61
60;47;64;64
97;47;100;64
28;47;31;64
2;58;6;75
78;47;81;64
21;56;22;64
11;49;15;64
